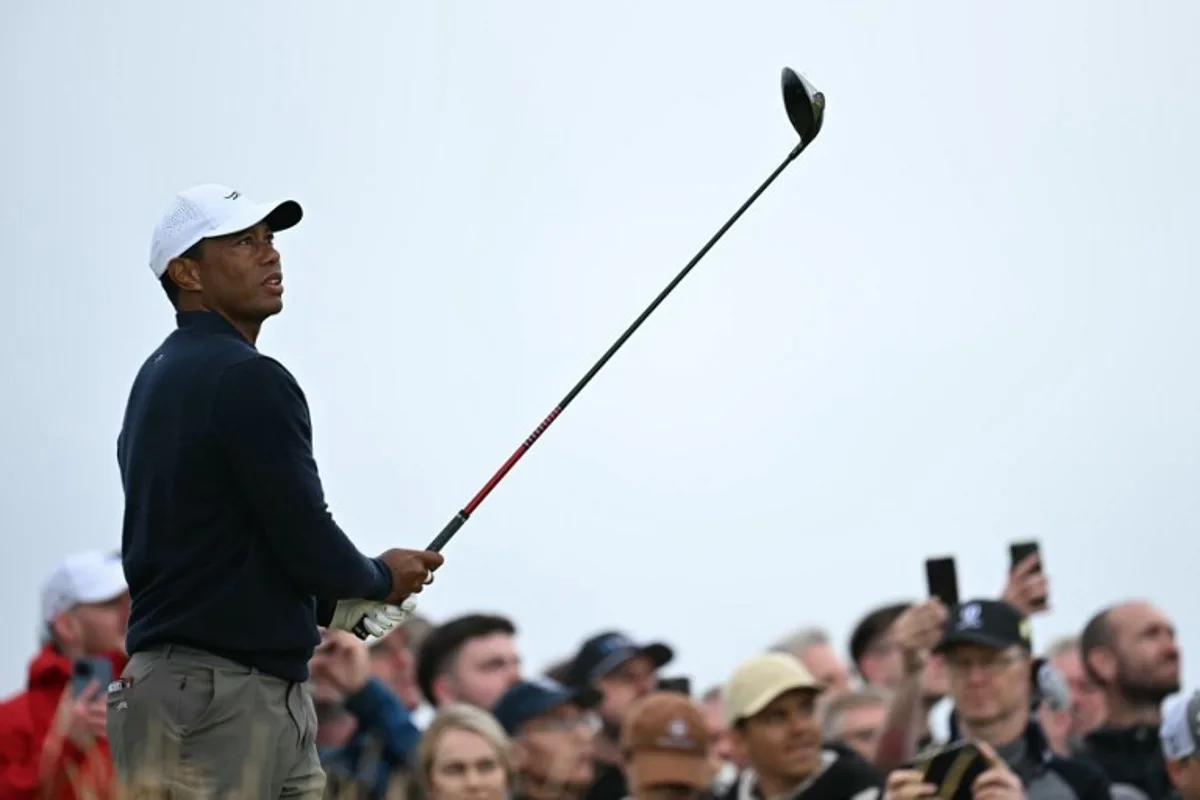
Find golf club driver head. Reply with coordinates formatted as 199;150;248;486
781;67;825;146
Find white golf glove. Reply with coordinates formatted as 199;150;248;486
329;597;417;639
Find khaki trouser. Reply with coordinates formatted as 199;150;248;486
106;644;325;799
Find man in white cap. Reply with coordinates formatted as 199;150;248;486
717;652;882;800
0;551;129;799
1162;690;1200;800
109;184;446;798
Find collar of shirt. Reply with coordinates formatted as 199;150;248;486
176;310;252;344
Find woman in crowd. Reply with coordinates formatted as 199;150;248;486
418;703;515;800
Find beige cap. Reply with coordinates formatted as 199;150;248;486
722;653;820;726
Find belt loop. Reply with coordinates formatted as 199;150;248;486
163;644;174;658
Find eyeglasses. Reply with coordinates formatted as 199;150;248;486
944;652;1023;677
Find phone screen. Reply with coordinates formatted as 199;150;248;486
925;557;959;608
913;741;989;800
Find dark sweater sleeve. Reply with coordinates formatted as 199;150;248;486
211;357;392;602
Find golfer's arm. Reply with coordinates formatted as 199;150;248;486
212;357;392;602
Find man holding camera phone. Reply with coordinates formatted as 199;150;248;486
883;600;1110;800
0;551;130;800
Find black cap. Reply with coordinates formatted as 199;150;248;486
491;678;601;736
934;599;1032;653
564;631;674;689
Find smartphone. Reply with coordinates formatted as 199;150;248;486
911;741;989;800
1009;540;1047;610
657;676;691;697
925;556;959;608
1009;540;1041;572
70;657;112;700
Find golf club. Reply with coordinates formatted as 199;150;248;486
430;67;823;552
427;67;820;551
353;68;824;636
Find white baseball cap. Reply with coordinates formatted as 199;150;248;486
148;184;303;279
40;551;128;628
1161;690;1200;761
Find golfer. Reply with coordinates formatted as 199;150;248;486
109;183;445;798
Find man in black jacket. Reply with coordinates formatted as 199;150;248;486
717;652;882;800
884;599;1110;800
1076;601;1182;800
107;183;444;799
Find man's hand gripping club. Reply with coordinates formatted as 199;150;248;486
329;548;445;641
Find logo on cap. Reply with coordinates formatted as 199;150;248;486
959;603;982;628
223;190;241;200
597;634;634;656
657;717;695;750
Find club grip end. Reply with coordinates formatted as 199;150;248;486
427;511;469;553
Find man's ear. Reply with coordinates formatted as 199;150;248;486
49;612;80;649
167;256;203;293
431;674;452;707
856;655;877;684
1086;647;1117;686
509;738;528;770
729;724;751;765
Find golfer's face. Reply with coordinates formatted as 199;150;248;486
197;222;284;321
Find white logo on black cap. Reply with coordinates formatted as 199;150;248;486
959;603;982;629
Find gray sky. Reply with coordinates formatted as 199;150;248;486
2;1;1197;698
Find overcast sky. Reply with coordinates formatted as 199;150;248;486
2;1;1197;704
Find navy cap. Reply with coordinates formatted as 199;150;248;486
934;599;1032;653
491;678;601;736
564;631;674;689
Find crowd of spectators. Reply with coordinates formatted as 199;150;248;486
0;548;1190;800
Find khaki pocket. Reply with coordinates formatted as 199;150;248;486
174;665;219;736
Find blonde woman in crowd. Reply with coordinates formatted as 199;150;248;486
417;703;515;800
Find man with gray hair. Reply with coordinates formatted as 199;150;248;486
1043;635;1106;749
820;686;892;763
770;626;852;697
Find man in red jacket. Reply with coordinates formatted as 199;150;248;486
0;551;130;799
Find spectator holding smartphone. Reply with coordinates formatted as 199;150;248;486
0;551;129;800
927;599;1109;800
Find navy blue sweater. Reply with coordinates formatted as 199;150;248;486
117;311;393;681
